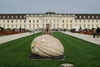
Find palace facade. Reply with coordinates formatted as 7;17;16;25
0;12;100;30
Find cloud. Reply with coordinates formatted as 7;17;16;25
0;0;100;13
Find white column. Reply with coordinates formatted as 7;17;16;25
72;15;75;28
26;15;29;29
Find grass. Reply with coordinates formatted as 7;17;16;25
0;32;100;67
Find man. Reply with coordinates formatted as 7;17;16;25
96;27;100;38
42;24;53;36
99;27;100;37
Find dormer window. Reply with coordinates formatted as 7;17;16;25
3;16;5;18
20;16;22;18
88;16;90;18
80;16;81;18
11;16;13;18
16;16;18;18
7;16;9;18
75;16;77;18
96;16;98;18
92;16;94;18
84;16;86;18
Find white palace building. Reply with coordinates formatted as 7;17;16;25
0;12;100;30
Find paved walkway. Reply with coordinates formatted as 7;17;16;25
0;31;40;44
62;32;100;45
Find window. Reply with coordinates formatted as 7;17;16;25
37;20;39;22
33;24;35;28
24;25;26;28
66;20;68;22
7;24;9;28
12;24;13;28
92;20;94;22
12;20;13;23
20;20;21;22
16;16;18;18
75;16;77;18
16;20;17;22
24;20;26;23
3;24;5;28
96;16;98;18
3;16;5;18
62;24;64;28
20;24;22;27
7;16;9;18
92;24;94;28
92;16;94;18
96;24;98;27
50;20;51;22
84;24;86;28
88;25;90;28
84;20;85;22
7;20;9;23
70;20;72;23
29;24;31;28
96;20;98;22
54;20;55;22
75;20;77;22
37;24;39;27
20;16;22;18
70;24;72;28
46;20;47;22
16;25;17;28
33;20;35;22
11;16;13;18
62;20;64;22
84;16;86;18
88;20;90;22
24;16;26;18
29;20;31;22
80;16;81;18
57;20;59;22
3;20;5;22
88;16;90;18
80;20;81;22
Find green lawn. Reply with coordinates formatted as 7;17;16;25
0;32;100;67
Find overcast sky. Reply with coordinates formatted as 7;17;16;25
0;0;100;14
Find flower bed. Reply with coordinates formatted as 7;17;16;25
0;30;29;36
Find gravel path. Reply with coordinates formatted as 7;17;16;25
62;32;100;45
0;31;40;44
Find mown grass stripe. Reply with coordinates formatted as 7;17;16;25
0;32;100;67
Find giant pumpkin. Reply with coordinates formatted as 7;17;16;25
31;35;64;57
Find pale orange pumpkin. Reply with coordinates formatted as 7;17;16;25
31;35;64;57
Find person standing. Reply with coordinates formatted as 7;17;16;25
96;27;100;38
99;27;100;37
30;29;31;33
93;28;96;38
42;24;53;36
33;29;34;33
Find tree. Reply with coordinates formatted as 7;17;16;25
0;27;4;32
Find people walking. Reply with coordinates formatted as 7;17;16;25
96;27;100;38
30;29;31;33
99;27;100;37
93;28;96;38
33;29;34;33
